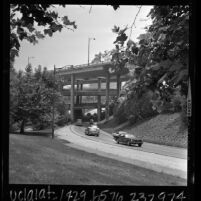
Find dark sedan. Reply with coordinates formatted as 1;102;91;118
112;131;143;147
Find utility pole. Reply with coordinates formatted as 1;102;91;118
52;65;56;139
88;37;95;66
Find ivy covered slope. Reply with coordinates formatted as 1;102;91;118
110;5;189;135
100;113;187;148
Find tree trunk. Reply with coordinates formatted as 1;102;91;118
20;120;25;134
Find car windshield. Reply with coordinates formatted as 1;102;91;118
90;125;98;128
118;131;127;135
125;134;136;139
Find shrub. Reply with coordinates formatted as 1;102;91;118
32;113;55;130
56;115;68;126
9;122;20;132
113;100;128;124
171;88;186;112
126;90;157;124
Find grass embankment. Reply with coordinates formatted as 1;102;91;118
99;113;187;148
9;133;186;185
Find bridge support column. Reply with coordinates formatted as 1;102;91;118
117;74;121;97
76;80;79;104
80;82;83;104
105;72;110;121
70;74;75;122
97;78;102;122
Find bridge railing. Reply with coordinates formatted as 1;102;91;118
55;61;112;73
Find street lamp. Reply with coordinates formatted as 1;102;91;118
28;56;35;66
88;37;95;66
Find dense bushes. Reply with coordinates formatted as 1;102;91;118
113;84;188;129
9;65;70;132
127;91;158;124
113;90;157;125
113;97;128;124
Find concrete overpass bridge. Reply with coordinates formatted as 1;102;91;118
55;62;129;122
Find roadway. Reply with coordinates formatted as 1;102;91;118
55;125;187;180
73;125;187;159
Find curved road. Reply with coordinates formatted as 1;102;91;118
55;125;187;179
73;125;187;159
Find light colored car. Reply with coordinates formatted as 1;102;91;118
85;124;100;136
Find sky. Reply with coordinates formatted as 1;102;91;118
13;5;153;71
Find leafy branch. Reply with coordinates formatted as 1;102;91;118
10;4;77;66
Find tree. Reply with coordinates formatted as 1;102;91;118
91;50;115;64
111;5;189;126
28;66;67;130
9;64;70;132
91;52;102;64
9;68;20;131
12;64;35;133
112;5;189;88
10;4;77;67
147;5;189;91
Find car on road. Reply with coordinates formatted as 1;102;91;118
75;119;83;126
112;131;143;147
85;123;100;136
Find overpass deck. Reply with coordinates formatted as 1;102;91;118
55;62;128;121
62;89;118;96
56;62;128;83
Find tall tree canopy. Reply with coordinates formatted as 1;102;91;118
111;5;189;125
112;5;189;89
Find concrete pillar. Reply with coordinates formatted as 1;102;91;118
70;74;75;122
76;80;79;104
80;82;83;104
117;74;121;97
97;78;102;122
105;72;110;121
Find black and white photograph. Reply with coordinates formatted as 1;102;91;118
8;4;192;191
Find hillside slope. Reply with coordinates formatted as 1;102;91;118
99;113;188;148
